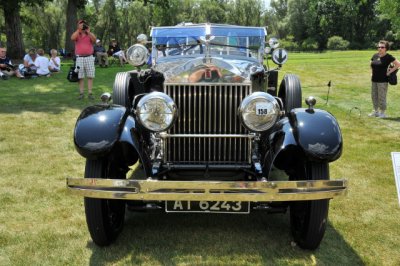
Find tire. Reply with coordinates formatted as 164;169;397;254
278;74;302;114
290;162;329;250
113;72;131;108
84;159;126;246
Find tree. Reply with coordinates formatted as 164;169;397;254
287;0;309;44
0;1;25;58
377;0;400;42
0;0;52;58
227;0;263;26
22;1;65;51
65;0;86;56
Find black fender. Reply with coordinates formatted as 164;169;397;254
74;105;126;159
288;108;342;162
74;104;152;176
263;108;342;176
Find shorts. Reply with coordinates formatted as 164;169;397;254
113;51;124;57
76;55;95;79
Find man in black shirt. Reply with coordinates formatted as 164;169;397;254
370;40;400;118
0;46;24;79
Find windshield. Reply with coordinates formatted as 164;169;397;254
150;24;266;62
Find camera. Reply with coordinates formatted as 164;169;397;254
82;23;88;30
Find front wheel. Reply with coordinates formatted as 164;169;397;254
84;159;126;246
290;162;329;250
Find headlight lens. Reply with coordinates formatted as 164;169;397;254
126;44;149;66
136;92;177;132
239;92;280;132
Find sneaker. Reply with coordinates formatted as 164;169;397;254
78;93;84;100
88;93;94;100
368;111;378;117
1;74;9;80
377;112;387;118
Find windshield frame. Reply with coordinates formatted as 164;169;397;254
150;23;267;63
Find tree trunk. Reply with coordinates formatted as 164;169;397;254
65;0;78;57
3;1;24;59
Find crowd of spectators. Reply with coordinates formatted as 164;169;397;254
0;46;61;80
1;21;150;102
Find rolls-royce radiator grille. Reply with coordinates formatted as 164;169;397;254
164;83;252;164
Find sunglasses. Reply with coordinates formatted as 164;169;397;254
377;46;386;49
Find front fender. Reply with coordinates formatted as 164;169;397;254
263;108;342;177
74;104;127;159
288;108;342;162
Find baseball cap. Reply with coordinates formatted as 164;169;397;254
96;39;101;43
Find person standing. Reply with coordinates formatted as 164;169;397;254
370;40;400;118
71;19;96;100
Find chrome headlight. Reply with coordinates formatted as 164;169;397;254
126;44;149;66
239;92;280;132
136;92;177;132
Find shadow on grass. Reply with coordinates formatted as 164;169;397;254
382;117;400;122
0;66;124;115
86;211;363;265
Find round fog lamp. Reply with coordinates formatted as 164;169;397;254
136;92;177;132
239;92;280;132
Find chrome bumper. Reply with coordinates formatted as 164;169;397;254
66;178;347;201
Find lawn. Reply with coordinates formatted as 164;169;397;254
1;51;400;265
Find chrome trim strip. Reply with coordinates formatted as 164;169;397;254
67;178;348;201
160;133;255;138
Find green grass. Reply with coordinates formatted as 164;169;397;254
1;51;400;265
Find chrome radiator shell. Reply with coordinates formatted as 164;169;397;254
164;83;252;164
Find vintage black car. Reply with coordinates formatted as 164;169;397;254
67;23;347;250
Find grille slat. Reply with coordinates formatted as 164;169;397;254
165;83;251;163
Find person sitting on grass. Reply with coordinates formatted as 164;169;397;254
48;49;61;72
0;46;24;79
34;48;51;77
18;48;38;78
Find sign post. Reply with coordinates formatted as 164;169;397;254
391;152;400;207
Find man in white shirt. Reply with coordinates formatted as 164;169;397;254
34;48;50;77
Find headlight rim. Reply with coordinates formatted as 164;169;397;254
135;92;177;132
239;92;281;132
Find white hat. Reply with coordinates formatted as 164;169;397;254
96;39;101;43
137;34;148;43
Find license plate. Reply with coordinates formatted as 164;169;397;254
165;201;250;214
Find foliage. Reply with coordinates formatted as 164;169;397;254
1;0;400;55
377;0;400;36
280;35;299;51
273;0;390;50
327;36;350;50
1;52;400;265
300;37;318;51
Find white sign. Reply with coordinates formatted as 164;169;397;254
391;152;400;207
256;103;269;116
271;48;288;65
